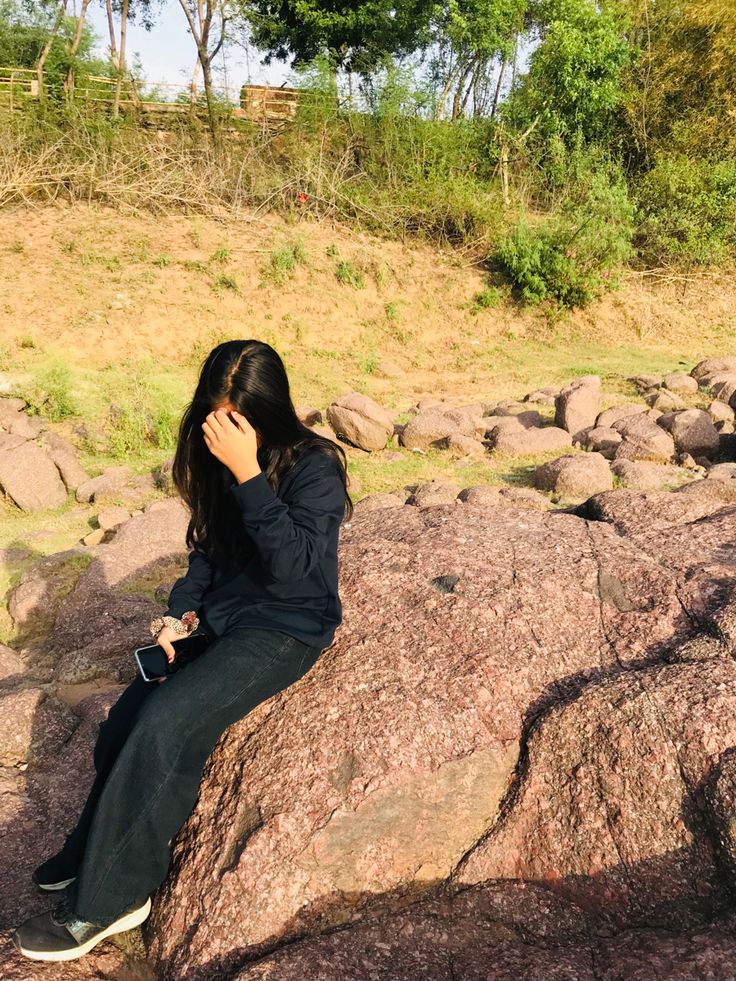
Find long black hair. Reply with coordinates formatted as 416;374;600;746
171;339;353;566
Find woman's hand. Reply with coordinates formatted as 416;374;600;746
202;409;261;484
151;626;180;684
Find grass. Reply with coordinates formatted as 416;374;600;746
262;241;308;287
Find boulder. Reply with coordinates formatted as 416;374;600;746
611;460;689;491
554;376;601;436
440;408;489;439
0;441;68;511
295;405;323;426
668;409;721;458
42;499;193;683
5;413;44;439
39;431;90;491
708;400;735;425
353;492;407;513
576;426;622;459
691;357;736;382
663;371;699;395
596;404;645;429
523;386;559;406
399;411;460;452
456;657;736;934
75;465;132;504
0;687;77;767
628;374;662;393
0;644;26;685
96;506;131;532
443;433;487;457
645;389;686;412
533;452;613;498
705;374;736;404
146;499;736;979
487;423;573;456
612;414;676;464
0;396;27;429
406;480;462;506
326;393;395;451
483;412;540;432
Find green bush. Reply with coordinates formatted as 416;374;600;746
634;155;736;266
494;167;634;307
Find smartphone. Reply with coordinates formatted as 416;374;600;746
134;630;210;682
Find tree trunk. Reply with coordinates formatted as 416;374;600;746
491;59;507;119
105;0;119;69
451;62;473;121
113;0;129;116
65;0;92;98
201;53;219;144
36;0;69;101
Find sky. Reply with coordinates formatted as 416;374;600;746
87;0;291;98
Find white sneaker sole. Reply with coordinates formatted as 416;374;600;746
37;876;76;892
15;896;152;961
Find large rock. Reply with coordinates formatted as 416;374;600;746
326;393;394;451
610;459;690;491
533;452;613;498
399;411;459;452
486;423;573;456
691;357;736;382
40;499;192;683
596;404;645;429
0;687;77;767
455;657;736;934
663;371;699;395
75;465;132;504
145;497;736;980
668;408;720;458
554;375;600;436
0;441;68;511
612;414;676;464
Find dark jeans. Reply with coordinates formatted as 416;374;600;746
60;627;323;923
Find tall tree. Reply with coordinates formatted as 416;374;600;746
177;0;228;140
238;0;435;74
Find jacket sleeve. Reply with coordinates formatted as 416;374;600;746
164;547;215;618
228;454;345;585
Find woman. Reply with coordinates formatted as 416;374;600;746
13;339;353;962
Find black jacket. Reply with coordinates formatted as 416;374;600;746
164;448;346;650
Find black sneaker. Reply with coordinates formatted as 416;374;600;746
12;892;152;961
32;853;78;892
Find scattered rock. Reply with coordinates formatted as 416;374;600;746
75;465;132;504
326;393;395;451
611;459;690;491
646;388;686;412
295;405;323;426
406;480;462;506
576;425;622;459
443;433;487;457
0;441;68;511
708;400;735;424
533;452;613;498
554;375;601;436
612;414;676;464
487;423;573;456
97;506;132;532
596;404;645;429
691;357;736;382
0;687;77;767
663;371;699;394
399;411;459;452
668;409;721;458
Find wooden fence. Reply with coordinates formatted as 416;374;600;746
0;67;39;110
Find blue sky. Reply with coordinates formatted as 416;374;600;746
87;0;290;96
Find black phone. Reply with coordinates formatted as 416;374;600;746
134;630;210;682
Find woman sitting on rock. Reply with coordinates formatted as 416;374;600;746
13;338;352;962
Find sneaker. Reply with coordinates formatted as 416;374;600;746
12;892;152;961
32;853;78;892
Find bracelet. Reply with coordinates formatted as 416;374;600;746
149;611;199;638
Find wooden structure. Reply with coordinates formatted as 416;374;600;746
239;84;302;126
0;68;39;110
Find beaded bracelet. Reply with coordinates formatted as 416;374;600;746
149;610;199;638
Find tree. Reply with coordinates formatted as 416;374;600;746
428;0;527;120
504;0;632;145
177;0;228;141
238;0;435;74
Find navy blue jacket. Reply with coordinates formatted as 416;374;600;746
164;448;346;650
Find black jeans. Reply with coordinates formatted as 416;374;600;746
60;627;323;923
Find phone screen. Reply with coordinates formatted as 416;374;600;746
134;631;210;681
